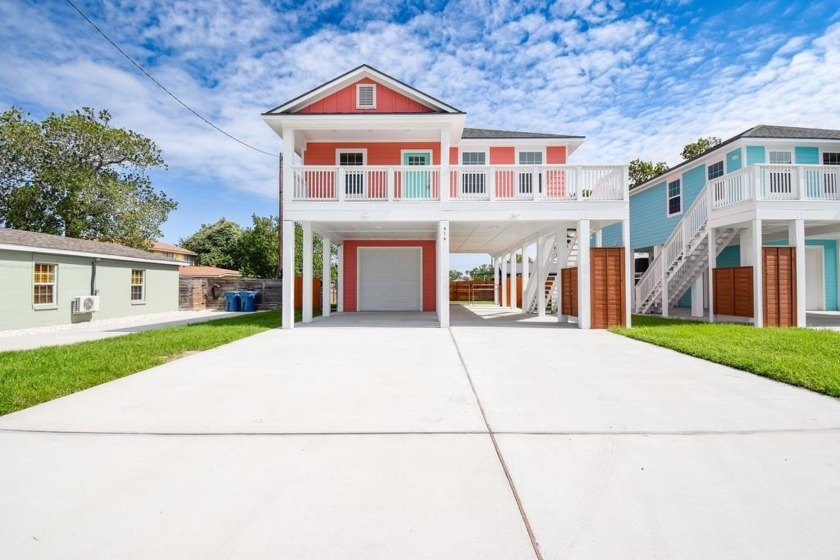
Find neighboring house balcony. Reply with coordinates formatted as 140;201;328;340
709;164;840;225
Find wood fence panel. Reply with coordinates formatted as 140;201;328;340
449;281;494;302
713;268;735;316
590;248;626;328
763;247;796;327
561;267;578;317
713;266;753;317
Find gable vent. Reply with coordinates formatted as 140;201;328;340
356;84;376;109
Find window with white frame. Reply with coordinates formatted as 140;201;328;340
131;269;145;302
461;151;486;194
824;152;840;165
708;161;724;180
338;150;365;196
768;150;792;194
823;152;840;195
356;84;376;109
667;179;681;215
518;151;543;194
33;263;56;306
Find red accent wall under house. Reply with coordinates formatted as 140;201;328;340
299;78;435;114
344;240;437;312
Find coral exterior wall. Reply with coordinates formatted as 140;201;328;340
546;146;567;164
343;240;437;312
304;142;442;165
299;78;434;114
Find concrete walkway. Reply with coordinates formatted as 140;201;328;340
1;305;839;559
0;310;241;352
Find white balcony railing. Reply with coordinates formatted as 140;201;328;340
712;164;840;210
291;165;627;202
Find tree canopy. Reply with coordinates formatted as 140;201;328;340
0;107;176;248
629;158;669;189
468;264;494;280
681;136;722;160
180;218;244;270
238;215;279;279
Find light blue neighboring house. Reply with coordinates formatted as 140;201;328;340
602;125;840;327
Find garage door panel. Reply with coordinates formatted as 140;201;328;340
358;248;422;311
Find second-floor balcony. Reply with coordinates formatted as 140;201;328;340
291;164;627;203
712;164;840;210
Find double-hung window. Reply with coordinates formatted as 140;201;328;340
518;151;543;195
768;150;792;195
33;263;57;306
131;269;145;302
823;152;840;196
667;179;681;215
708;160;725;201
338;151;365;197
461;151;487;195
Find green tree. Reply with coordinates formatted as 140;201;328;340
629;158;669;189
468;264;494;280
0;107;176;248
450;270;465;281
180;218;244;269
238;215;279;278
681;136;722;160
294;223;338;281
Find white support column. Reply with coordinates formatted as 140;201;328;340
557;228;567;323
595;229;603;248
302;222;313;324
790;219;807;327
493;256;500;305
622;218;632;327
337;243;344;313
501;257;508;307
281;220;295;329
510;249;518;310
661;246;669;318
521;244;530;298
437;220;450;327
282;129;295;206
691;275;704;317
440;129;451;202
536;238;545;317
321;236;331;318
708;226;716;323
578;219;591;329
752;219;764;328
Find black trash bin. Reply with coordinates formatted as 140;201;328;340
224;291;241;312
239;290;257;312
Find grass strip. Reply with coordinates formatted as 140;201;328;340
0;311;289;416
611;315;840;398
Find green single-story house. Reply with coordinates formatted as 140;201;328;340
0;229;182;331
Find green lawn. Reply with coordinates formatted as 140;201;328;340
0;311;293;416
611;315;840;398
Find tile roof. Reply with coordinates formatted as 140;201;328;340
0;228;180;264
151;241;198;256
462;127;584;139
179;266;242;278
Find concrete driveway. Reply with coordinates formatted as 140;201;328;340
1;305;840;559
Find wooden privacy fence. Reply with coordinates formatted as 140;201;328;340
450;280;495;302
561;248;626;328
713;267;754;317
764;247;796;327
179;277;323;311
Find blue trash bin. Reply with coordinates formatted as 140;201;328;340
239;290;257;312
224;291;241;312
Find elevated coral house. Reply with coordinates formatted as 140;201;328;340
262;65;631;329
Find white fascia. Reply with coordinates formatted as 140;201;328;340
0;244;182;266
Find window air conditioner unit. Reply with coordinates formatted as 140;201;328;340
73;295;100;314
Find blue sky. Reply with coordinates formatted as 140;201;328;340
2;0;840;271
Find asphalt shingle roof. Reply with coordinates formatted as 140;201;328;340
0;228;181;264
462;127;583;139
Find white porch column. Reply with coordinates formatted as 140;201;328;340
708;226;716;323
521;244;530;298
321;236;331;317
440;129;451;202
578;219;591;329
790;218;807;327
622;218;632;327
752;219;764;327
691;275;704;317
510;249;518;310
337;243;344;312
557;228;567;323
493;256;500;305
536;238;545;317
282;129;295;208
501;257;508;307
595;229;603;248
302;222;313;323
437;220;450;327
281;220;295;329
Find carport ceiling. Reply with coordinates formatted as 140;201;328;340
312;220;617;255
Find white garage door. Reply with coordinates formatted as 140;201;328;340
358;247;422;311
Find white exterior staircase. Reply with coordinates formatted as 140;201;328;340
524;229;578;314
635;183;739;315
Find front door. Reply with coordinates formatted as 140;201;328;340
403;152;431;199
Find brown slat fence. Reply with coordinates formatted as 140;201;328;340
713;266;754;317
449;280;495;302
763;247;796;326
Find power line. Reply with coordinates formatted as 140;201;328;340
64;0;279;158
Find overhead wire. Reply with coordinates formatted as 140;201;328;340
64;0;279;158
